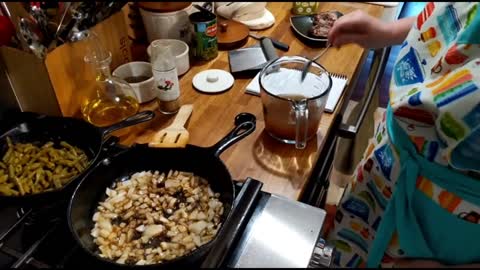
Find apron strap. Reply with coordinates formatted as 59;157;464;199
367;106;434;267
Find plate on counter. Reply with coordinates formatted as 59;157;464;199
290;11;343;46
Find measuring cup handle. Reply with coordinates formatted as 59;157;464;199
294;102;309;150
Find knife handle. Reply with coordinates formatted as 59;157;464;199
260;37;278;61
270;38;289;52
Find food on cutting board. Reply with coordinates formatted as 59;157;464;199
0;137;89;196
91;170;224;265
309;11;339;37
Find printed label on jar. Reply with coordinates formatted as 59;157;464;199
153;68;180;102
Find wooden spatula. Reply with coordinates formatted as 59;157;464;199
149;104;193;148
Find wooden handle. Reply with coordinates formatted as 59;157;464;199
170;104;193;128
220;22;228;32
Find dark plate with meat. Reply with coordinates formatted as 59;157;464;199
290;11;343;46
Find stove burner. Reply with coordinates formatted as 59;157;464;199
16;200;66;227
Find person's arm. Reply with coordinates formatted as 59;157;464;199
328;10;416;49
385;16;416;45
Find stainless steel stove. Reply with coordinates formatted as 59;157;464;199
0;178;334;268
227;192;329;268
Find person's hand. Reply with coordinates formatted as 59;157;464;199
393;259;446;268
327;10;390;49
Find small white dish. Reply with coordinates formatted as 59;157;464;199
113;61;157;103
192;69;235;94
147;39;190;76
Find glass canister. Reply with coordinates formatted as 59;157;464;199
81;32;140;127
291;2;320;15
259;56;332;149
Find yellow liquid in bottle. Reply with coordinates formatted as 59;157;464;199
82;95;139;127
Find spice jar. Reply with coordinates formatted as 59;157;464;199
291;2;320;15
150;43;181;114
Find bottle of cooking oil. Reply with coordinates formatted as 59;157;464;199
81;32;139;127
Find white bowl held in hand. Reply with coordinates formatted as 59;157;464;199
147;39;190;76
113;62;157;104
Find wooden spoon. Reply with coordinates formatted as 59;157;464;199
149;104;193;148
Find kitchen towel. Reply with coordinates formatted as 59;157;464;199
245;72;348;113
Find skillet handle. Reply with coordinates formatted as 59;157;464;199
100;111;155;136
201;178;263;268
209;113;256;157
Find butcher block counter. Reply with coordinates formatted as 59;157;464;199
105;2;385;201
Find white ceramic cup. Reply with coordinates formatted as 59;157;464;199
147;39;190;76
139;5;193;44
112;62;156;104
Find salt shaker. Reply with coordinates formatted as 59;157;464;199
150;44;181;114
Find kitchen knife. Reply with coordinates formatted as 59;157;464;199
228;37;278;74
260;37;278;62
249;33;289;52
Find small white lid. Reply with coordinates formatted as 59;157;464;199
192;69;235;94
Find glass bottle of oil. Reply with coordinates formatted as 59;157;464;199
81;33;139;127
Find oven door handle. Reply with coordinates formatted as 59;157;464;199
337;46;391;139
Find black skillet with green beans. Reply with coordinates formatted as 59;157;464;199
0;137;89;196
0;110;154;205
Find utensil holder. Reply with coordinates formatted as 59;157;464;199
0;10;132;119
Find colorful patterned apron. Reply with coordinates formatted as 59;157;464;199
328;2;480;267
367;105;480;267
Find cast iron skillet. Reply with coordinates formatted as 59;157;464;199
0;110;155;206
68;112;256;268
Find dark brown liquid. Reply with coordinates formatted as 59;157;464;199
124;75;150;83
263;94;323;142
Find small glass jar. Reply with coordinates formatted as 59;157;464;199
291;2;320;15
150;43;181;114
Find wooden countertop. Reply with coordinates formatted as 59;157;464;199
116;2;384;200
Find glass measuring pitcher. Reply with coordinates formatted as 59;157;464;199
259;56;332;149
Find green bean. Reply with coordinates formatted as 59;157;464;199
13;177;25;195
42;142;54;148
0;137;89;196
6;137;12;148
2;148;12;162
0;175;7;183
74;162;85;172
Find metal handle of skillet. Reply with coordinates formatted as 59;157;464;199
99;110;155;136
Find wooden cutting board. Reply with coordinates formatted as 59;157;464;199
217;18;250;50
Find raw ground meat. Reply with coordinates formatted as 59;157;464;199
309;12;338;38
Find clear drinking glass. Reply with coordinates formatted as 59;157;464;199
259;56;332;149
